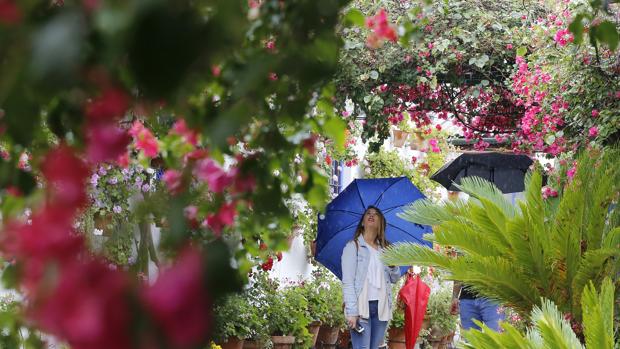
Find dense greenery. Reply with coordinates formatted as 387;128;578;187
383;147;620;335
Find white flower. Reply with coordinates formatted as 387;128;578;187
146;168;155;174
93;228;104;236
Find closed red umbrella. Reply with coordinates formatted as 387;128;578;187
398;274;430;348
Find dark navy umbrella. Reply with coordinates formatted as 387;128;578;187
315;177;432;279
430;152;533;194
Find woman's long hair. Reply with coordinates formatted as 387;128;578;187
353;205;389;248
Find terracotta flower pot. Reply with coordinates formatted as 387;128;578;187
410;131;425;150
393;130;409;147
271;335;295;349
387;327;406;349
242;339;263;349
308;321;322;347
317;326;340;348
336;329;349;349
220;338;244;349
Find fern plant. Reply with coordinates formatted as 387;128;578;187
382;148;620;329
460;278;616;349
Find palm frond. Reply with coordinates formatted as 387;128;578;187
582;278;615;349
433;220;506;257
381;242;453;269
449;256;541;315
466;203;512;251
571;248;619;317
460;322;532;349
454;176;518;218
397;198;453;226
531;299;584;349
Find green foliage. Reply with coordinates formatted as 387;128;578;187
383;148;620;328
213;292;260;342
0;295;45;349
426;285;458;337
461;278;616;349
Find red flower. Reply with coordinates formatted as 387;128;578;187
116;151;130;168
162;169;183;195
142;248;210;348
276;252;283;262
42;146;89;209
85;89;129;122
32;260;133;349
260;256;274;271
205;202;237;236
129;121;159;158
0;0;21;25
86;123;130;163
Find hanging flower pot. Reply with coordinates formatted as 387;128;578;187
220;338;244;349
271;336;295;349
410;131;425;150
393;129;409;147
93;212;114;237
387;327;406;349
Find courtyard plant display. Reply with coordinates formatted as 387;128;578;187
212;292;261;349
383;147;620;342
0;0;617;348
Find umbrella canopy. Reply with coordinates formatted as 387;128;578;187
315;177;432;279
430;152;533;194
399;274;430;348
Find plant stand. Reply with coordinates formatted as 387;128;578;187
271;336;295;349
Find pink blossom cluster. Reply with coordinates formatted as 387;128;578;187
365;9;398;48
1;146;213;349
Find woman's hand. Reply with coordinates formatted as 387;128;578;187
346;316;358;329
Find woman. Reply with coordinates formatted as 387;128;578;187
341;206;401;349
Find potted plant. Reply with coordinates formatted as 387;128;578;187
317;271;345;348
213;292;257;349
387;298;406;349
242;274;271;349
425;286;458;349
265;286;311;349
299;271;328;347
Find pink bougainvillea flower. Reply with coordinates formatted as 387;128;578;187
211;65;221;77
233;173;257;194
86;123;131;163
0;0;21;25
206;202;237;235
42;146;89;209
129;121;159;158
265;39;276;51
541;186;558;199
268;72;278;81
171;119;199;146
162;169;183;195
32;260;133;349
85;89;129;122
567;163;577;179
142;248;210;348
591;109;599;118
365;8;397;48
194;158;233;193
588;126;599;138
553;28;573;47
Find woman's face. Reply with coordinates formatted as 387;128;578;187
363;208;381;230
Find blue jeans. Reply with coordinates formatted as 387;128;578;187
350;301;388;349
459;298;503;331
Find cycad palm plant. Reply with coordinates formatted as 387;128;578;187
461;278;616;349
382;148;620;327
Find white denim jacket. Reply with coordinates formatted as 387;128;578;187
341;235;401;320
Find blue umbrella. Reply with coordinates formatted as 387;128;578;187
315;177;432;279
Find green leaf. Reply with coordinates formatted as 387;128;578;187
516;46;527;57
568;14;585;44
323;116;346;152
594;21;619;51
343;9;365;27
